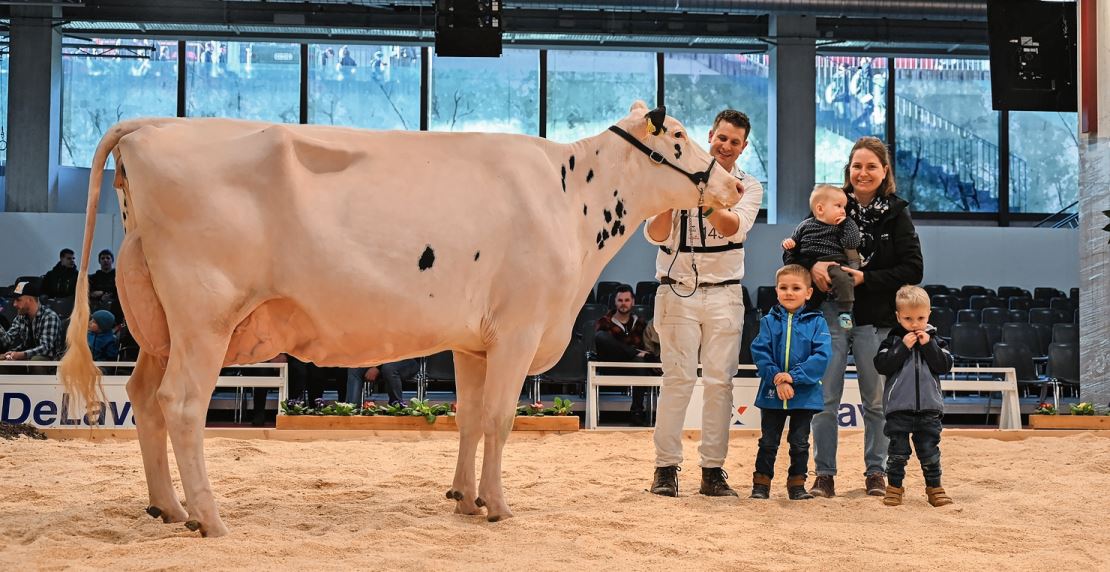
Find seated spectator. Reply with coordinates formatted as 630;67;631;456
1;278;64;362
43;248;78;299
87;309;119;362
89;249;117;305
347;359;420;406
595;284;658;425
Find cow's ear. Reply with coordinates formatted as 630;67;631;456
644;106;667;136
629;100;649;113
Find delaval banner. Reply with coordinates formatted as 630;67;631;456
1;374;135;428
683;378;865;429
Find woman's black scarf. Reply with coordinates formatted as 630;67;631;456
847;192;891;267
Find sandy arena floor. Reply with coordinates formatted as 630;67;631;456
1;430;1108;571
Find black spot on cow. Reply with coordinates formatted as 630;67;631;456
611;220;621;237
603;209;612;223
474;251;480;261
617;222;626;236
596;231;603;244
586;169;594;183
615;200;625;219
613;190;618;197
595;149;599;155
602;229;610;240
418;245;435;271
673;143;682;160
561;165;566;192
583;204;588;216
569;155;575;171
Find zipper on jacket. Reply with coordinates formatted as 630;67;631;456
783;312;793;409
914;347;920;411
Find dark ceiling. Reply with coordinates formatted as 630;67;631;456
2;1;993;55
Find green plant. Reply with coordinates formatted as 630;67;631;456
1033;402;1057;415
317;402;357;416
547;396;574;416
1070;402;1096;416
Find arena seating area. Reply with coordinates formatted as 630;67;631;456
0;277;1082;425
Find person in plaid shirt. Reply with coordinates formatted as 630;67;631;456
594;284;657;424
1;278;65;362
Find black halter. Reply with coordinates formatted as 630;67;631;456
607;125;716;189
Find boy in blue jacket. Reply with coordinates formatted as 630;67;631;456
749;264;832;500
87;309;119;362
873;285;954;507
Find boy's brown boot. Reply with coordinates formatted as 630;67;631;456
786;475;813;500
882;485;904;506
750;473;771;499
926;486;953;507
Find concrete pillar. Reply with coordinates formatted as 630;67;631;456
1077;0;1110;407
767;14;817;225
5;6;62;213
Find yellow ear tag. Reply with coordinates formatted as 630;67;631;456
645;117;656;135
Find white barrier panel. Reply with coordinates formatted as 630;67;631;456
0;362;287;429
587;362;1021;430
684;380;863;429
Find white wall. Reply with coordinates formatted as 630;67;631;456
599;222;1079;293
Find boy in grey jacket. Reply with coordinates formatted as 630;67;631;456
873;285;954;507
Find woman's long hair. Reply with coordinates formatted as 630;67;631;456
842;136;896;197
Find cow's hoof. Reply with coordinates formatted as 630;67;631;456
145;506;163;519
487;515;504;523
474;497;486;507
184;520;201;532
446;489;464;501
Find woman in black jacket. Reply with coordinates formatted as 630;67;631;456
804;137;924;499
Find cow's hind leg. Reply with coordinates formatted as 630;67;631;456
126;350;188;523
158;333;232;537
448;351;485;516
476;341;538;522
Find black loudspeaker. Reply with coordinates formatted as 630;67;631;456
987;0;1077;112
435;0;502;57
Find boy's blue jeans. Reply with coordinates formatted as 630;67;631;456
755;409;817;479
884;411;943;488
811;301;890;477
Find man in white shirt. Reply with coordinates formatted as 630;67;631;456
644;109;763;497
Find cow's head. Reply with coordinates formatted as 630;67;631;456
613;101;742;212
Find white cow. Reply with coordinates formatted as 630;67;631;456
59;101;743;537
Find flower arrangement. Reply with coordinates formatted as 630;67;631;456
515;396;575;417
280;396;576;423
1069;402;1096;416
1033;402;1057;415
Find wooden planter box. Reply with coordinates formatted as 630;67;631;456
276;414;579;432
1029;415;1110;430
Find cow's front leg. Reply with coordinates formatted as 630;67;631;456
476;343;535;522
448;352;484;516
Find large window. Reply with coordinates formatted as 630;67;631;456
893;58;998;212
547;50;655;143
186;41;299;122
0;46;8;166
815;55;887;184
308;44;421;130
61;39;178;167
665;52;770;199
1009;111;1079;214
430;49;538;134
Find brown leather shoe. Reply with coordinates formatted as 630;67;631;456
882;485;904;506
926;486;953;507
786;475;813;500
699;467;739;497
810;474;835;498
865;473;887;496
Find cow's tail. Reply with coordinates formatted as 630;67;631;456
59;118;167;420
